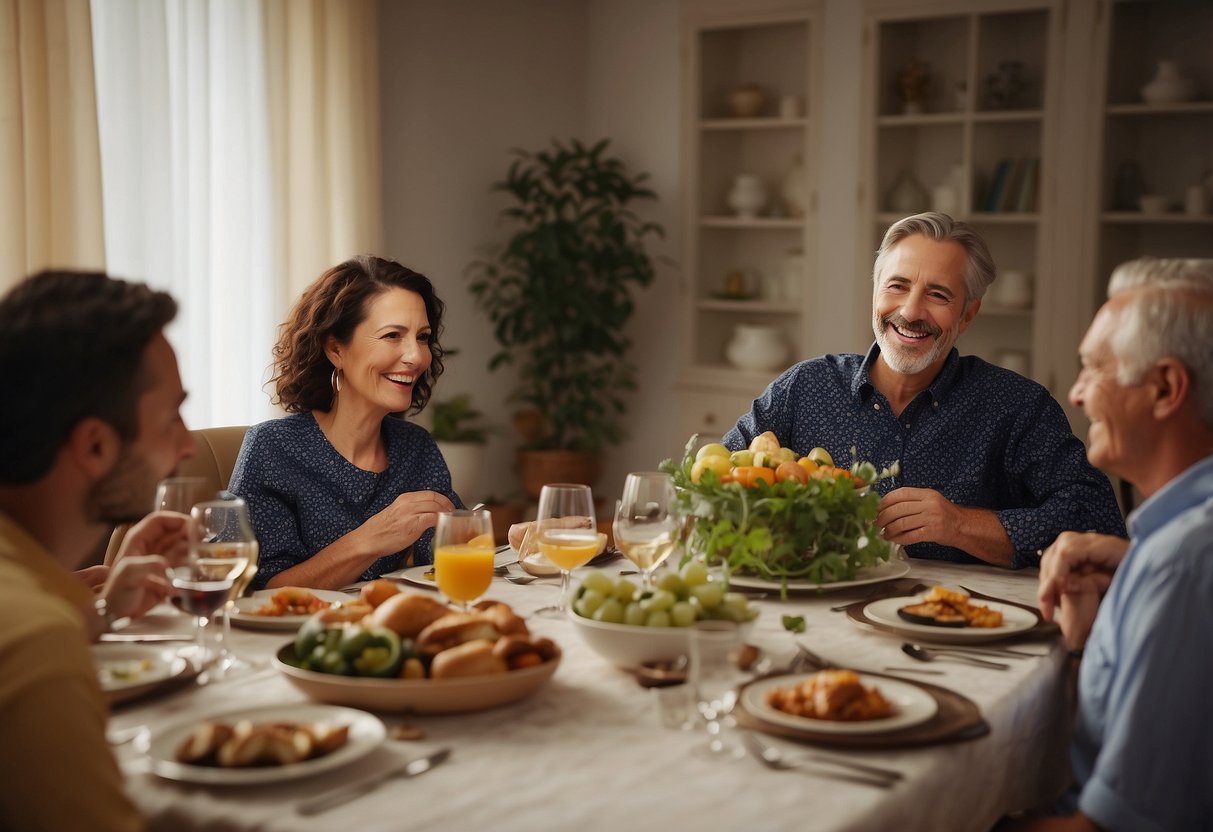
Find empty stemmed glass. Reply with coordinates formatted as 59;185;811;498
153;476;212;514
689;620;747;759
613;472;679;589
533;483;599;617
433;508;495;611
190;496;259;678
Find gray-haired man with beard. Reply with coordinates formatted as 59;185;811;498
724;212;1125;568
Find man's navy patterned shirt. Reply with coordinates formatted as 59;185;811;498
723;344;1126;568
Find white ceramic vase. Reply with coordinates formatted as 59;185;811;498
727;174;768;218
725;324;788;372
1141;60;1196;104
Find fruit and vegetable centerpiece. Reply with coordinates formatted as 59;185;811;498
660;432;899;597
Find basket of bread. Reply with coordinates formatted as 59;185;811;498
274;580;561;714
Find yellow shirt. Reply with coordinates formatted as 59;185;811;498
0;513;145;832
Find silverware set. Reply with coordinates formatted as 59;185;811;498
742;732;902;788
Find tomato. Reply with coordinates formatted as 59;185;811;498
775;460;809;485
732;466;776;488
811;466;867;487
797;456;820;475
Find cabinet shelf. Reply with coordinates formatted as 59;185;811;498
1101;212;1213;225
697;298;800;314
874;212;1040;225
877;112;965;127
972;109;1045;124
699;216;803;229
1105;101;1213;118
700;116;807;131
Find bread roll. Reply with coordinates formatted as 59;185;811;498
367;592;451;639
472;601;530;637
175;721;234;764
430;639;507;678
415;612;500;656
360;578;403;608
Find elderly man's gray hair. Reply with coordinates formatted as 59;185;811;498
872;212;996;306
1108;257;1213;296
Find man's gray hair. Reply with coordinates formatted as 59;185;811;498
1108;259;1213;427
872;212;996;305
1107;256;1213;296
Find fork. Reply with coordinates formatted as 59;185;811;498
742;733;897;788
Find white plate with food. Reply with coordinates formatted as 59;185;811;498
742;671;937;735
136;703;385;785
862;592;1038;644
727;556;911;594
230;589;349;631
92;644;189;699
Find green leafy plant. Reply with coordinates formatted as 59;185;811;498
429;395;488;444
660;436;893;600
467;138;664;451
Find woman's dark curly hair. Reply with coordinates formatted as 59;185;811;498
271;255;445;415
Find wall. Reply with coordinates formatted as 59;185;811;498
377;0;870;506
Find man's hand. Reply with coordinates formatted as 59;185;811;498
75;564;111;590
877;487;960;548
117;511;191;566
100;555;172;624
1037;531;1128;621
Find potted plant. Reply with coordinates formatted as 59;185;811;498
468;138;664;496
428;394;489;503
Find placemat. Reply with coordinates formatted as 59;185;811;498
734;671;988;749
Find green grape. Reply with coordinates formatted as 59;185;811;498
641;589;676;613
613;579;637;603
656;572;686;596
623;602;646;626
723;592;749;612
670;601;696;627
645;610;671;628
690;582;724;610
580;570;615;596
680;561;709;587
593;598;625;624
577;589;606;617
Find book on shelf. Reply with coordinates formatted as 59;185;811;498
1014;157;1039;212
982;159;1014;212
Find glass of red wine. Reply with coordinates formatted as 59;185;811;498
169;558;235;674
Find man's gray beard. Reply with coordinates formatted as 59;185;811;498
85;446;158;525
873;315;958;375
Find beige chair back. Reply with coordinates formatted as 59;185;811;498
103;425;249;565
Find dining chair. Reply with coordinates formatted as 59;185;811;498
102;425;249;565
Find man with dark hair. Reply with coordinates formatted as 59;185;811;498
725;212;1125;567
0;271;195;831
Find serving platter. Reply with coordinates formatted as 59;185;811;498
727;557;911;594
229;589;349;631
136;703;385;785
274;642;561;714
742;672;938;735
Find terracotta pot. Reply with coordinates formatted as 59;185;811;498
512;409;545;443
517;449;602;498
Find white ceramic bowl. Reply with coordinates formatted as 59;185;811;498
568;610;752;669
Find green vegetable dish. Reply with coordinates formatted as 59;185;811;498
660;435;894;599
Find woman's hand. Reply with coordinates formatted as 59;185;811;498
362;490;455;556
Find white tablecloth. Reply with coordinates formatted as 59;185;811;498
109;560;1069;832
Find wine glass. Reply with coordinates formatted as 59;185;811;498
153;476;212;514
169;554;235;673
533;483;598;616
190;496;259;678
432;509;495;610
689;620;747;759
613;472;679;589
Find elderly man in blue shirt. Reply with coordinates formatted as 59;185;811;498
1021;265;1213;831
724;212;1125;568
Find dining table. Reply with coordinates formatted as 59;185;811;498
105;556;1071;832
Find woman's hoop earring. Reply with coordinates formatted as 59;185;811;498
330;368;342;396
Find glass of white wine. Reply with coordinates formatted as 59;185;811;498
190;497;259;678
534;483;598;617
613;472;679;589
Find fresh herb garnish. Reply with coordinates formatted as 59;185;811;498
782;615;806;633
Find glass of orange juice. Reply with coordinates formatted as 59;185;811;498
534;483;598;616
433;509;495;610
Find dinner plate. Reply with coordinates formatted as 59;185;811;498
229;589;349;631
274;641;561;714
862;594;1037;643
91;644;190;703
393;564;439;591
742;672;938;735
136;703;385;785
728;556;911;594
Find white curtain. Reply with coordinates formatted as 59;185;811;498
90;0;382;429
0;0;106;290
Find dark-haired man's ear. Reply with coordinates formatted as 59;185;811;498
1149;357;1190;421
66;418;121;479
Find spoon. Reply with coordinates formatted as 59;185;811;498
901;643;1009;670
741;733;897;788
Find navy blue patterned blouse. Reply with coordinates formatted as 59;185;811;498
229;412;462;589
722;344;1126;568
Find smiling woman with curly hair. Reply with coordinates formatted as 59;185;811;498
229;255;462;590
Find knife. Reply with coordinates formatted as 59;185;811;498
99;633;195;643
296;748;452;815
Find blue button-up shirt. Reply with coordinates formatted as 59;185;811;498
722;344;1126;567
